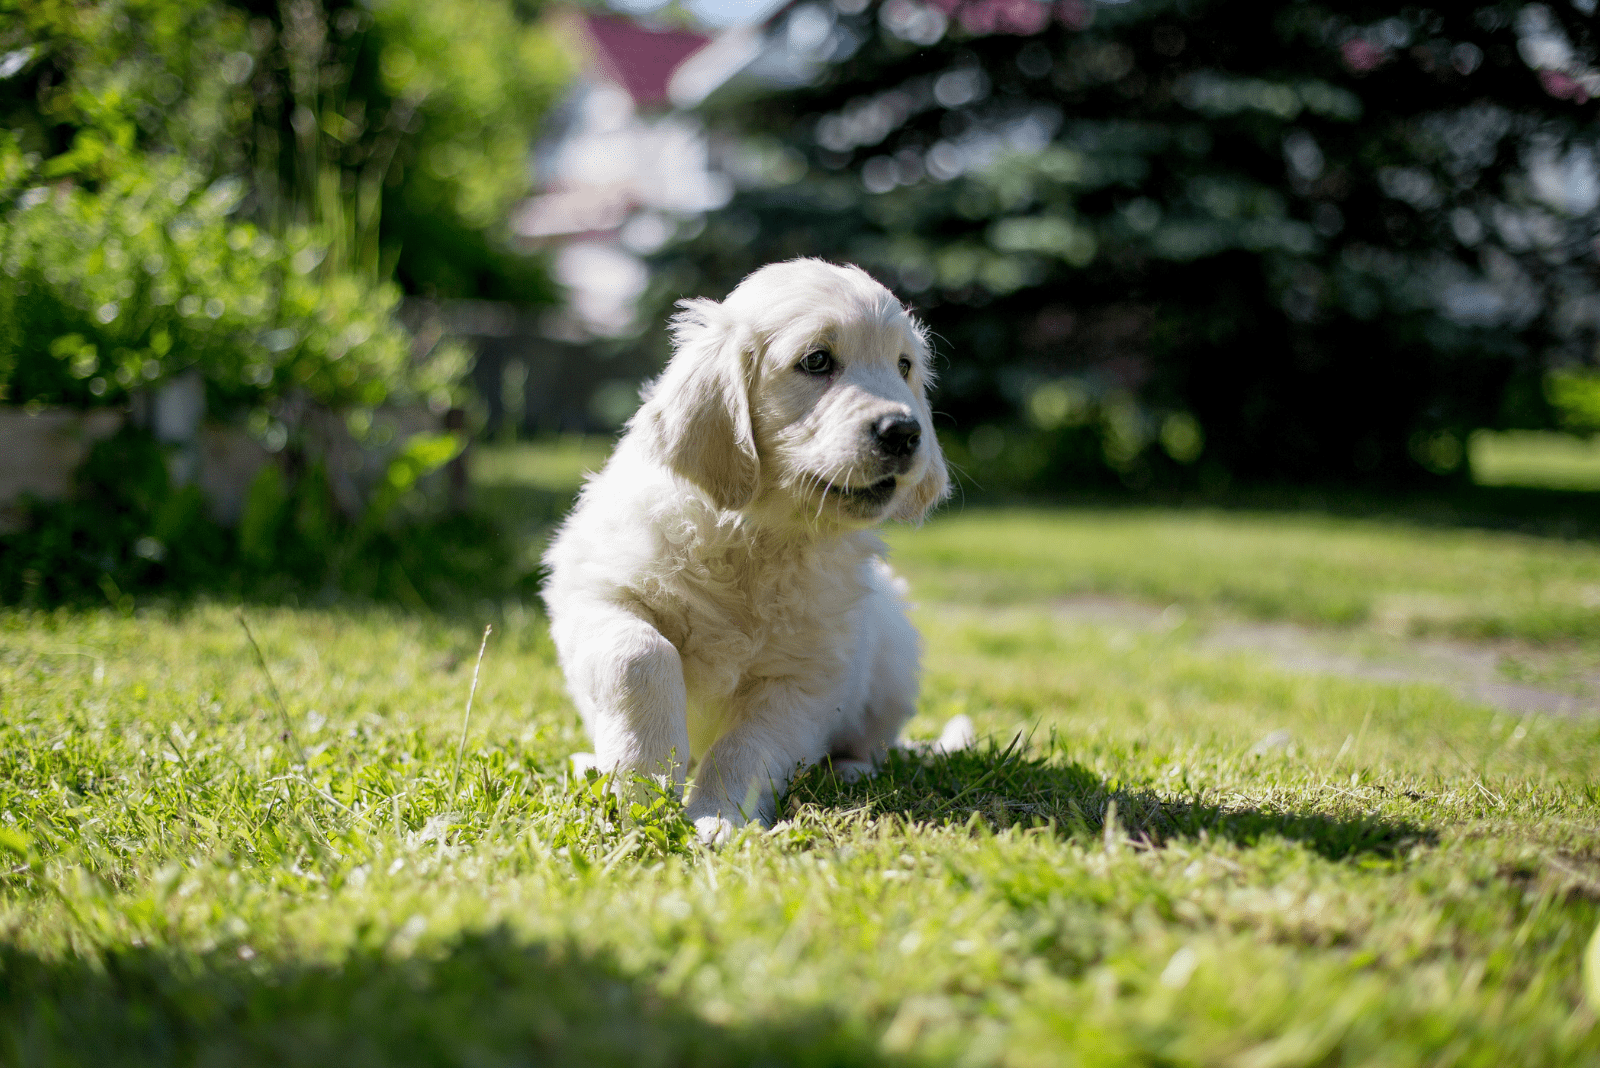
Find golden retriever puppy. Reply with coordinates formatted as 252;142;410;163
542;258;970;843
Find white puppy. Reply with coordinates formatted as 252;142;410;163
542;258;969;843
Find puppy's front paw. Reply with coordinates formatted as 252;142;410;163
694;814;737;846
569;751;599;776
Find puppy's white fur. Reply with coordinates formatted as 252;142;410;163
542;259;960;843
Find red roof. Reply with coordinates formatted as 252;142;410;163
583;14;710;108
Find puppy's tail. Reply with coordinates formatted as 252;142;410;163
931;714;975;755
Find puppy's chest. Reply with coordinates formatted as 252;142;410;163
650;539;866;695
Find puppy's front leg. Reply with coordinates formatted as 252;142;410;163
552;604;691;791
684;685;821;843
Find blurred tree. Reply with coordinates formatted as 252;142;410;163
667;0;1600;486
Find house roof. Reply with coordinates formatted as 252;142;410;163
581;14;711;108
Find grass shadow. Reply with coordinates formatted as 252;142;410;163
972;483;1600;542
783;741;1436;862
0;924;902;1068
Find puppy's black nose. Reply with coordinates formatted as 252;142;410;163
873;414;921;459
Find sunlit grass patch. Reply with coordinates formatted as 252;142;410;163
888;508;1600;645
467;438;1600;646
1472;430;1600;492
2;514;1599;1065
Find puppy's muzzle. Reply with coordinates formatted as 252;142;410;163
871;414;921;472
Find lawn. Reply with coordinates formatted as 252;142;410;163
887;508;1600;641
1471;431;1600;494
3;444;1599;1066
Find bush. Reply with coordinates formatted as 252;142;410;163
0;148;464;413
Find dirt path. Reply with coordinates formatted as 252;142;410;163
980;596;1599;717
1197;620;1594;717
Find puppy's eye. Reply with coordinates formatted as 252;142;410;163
898;356;913;379
797;349;835;376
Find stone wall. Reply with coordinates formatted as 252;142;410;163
0;380;464;531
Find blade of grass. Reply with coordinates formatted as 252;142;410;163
451;625;492;797
934;734;1024;815
237;610;307;767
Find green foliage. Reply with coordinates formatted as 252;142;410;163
260;0;569;297
0;150;465;410
371;0;567;231
0;427;226;605
945;383;1210;492
0;0;564;410
0;0;563;600
1548;371;1600;434
371;432;465;517
0;0;259;183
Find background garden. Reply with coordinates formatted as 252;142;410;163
3;0;1600;1064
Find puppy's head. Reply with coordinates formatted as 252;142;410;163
634;258;948;527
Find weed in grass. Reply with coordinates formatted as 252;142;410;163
451;625;493;797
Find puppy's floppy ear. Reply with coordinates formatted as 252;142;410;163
894;426;949;523
633;298;760;511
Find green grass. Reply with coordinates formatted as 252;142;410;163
473;436;615;494
471;439;616;572
473;437;1600;643
4;447;1600;1065
888;509;1600;643
1472;431;1600;493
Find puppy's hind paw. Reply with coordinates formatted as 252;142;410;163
934;714;976;754
694;815;738;847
